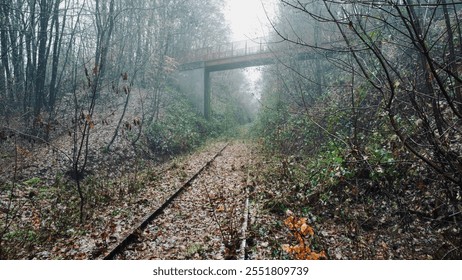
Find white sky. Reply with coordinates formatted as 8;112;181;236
223;0;278;100
225;0;278;41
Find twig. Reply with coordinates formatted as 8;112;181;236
0;126;72;162
441;246;458;260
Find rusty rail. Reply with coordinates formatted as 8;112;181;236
101;143;229;260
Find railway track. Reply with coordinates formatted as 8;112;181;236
100;142;252;260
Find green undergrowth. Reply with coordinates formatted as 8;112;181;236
144;89;247;157
251;112;461;259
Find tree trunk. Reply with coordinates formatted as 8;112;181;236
24;1;36;117
442;0;462;112
0;1;12;103
34;0;50;119
48;0;62;113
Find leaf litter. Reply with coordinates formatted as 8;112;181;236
115;141;251;260
0;136;230;259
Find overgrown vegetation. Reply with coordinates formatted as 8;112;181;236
253;0;462;259
3;0;461;261
0;0;251;259
145;91;214;157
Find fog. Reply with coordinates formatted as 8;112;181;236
1;0;462;262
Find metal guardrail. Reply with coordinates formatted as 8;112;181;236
179;36;344;66
180;37;271;64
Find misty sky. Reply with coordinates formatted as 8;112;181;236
225;0;278;41
223;0;279;99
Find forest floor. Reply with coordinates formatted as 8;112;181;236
1;137;233;259
1;130;461;259
249;153;462;260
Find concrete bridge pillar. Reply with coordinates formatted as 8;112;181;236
177;63;211;120
204;69;211;120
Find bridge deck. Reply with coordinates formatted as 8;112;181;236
178;37;335;72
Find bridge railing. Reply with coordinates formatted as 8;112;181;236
180;37;271;64
179;35;344;65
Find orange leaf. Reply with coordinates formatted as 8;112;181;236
300;223;314;236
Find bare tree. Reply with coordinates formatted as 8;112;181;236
272;0;462;187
